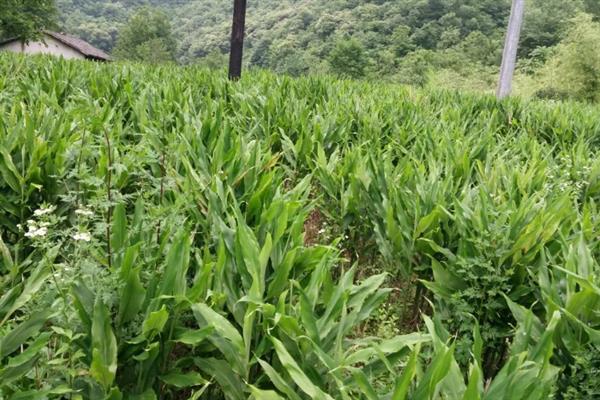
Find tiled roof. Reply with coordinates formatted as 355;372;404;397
44;31;111;61
0;31;111;61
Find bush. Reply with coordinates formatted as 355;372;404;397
329;38;368;79
535;13;600;102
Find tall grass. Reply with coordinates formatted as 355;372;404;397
0;53;599;399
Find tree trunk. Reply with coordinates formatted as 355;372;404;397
228;0;247;80
496;0;526;99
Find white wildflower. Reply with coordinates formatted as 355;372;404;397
34;205;56;216
75;208;94;217
318;228;326;234
25;226;48;238
27;220;36;227
72;232;92;242
16;224;22;231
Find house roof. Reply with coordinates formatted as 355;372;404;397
0;31;111;61
43;31;111;61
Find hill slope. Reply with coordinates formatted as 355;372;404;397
56;0;595;77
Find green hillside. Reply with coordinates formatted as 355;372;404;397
55;0;596;75
1;53;600;398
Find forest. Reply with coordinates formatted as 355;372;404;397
50;0;600;99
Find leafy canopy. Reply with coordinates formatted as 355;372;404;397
535;13;600;102
329;39;368;79
0;0;57;42
112;7;176;63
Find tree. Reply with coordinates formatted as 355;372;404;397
0;0;57;41
197;50;228;70
329;38;368;79
113;7;176;63
391;25;415;57
395;49;436;86
536;14;600;102
459;31;501;65
583;0;600;20
520;0;579;57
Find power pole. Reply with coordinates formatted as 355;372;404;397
497;0;525;99
228;0;247;80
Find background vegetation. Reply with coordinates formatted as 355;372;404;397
0;0;57;41
50;0;600;98
2;0;599;100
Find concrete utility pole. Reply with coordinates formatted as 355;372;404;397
228;0;247;80
497;0;525;99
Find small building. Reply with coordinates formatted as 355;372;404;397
0;31;111;62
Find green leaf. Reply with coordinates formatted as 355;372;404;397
142;305;169;338
236;216;264;300
160;370;209;388
257;359;303;400
345;333;429;365
351;369;379;400
4;332;51;368
71;279;95;331
0;333;51;385
0;149;22;192
0;262;51;326
0;352;38;384
0;234;13;273
391;343;420;400
127;389;157;400
415;207;440;237
413;343;456;400
106;387;123;400
248;385;285;400
431;259;466;293
463;363;482;400
267;247;297;300
270;336;334;400
158;229;191;297
173;326;214;346
195;358;245;400
111;203;128;266
192;303;244;353
90;299;118;390
8;386;72;400
192;303;247;376
117;250;145;325
472;319;483;369
0;310;50;359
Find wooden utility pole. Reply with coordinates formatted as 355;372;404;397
228;0;247;80
497;0;525;99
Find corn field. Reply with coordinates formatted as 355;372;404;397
1;53;600;399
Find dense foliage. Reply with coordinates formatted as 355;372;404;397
1;53;600;399
531;14;600;102
0;0;57;41
112;7;176;63
55;1;597;69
